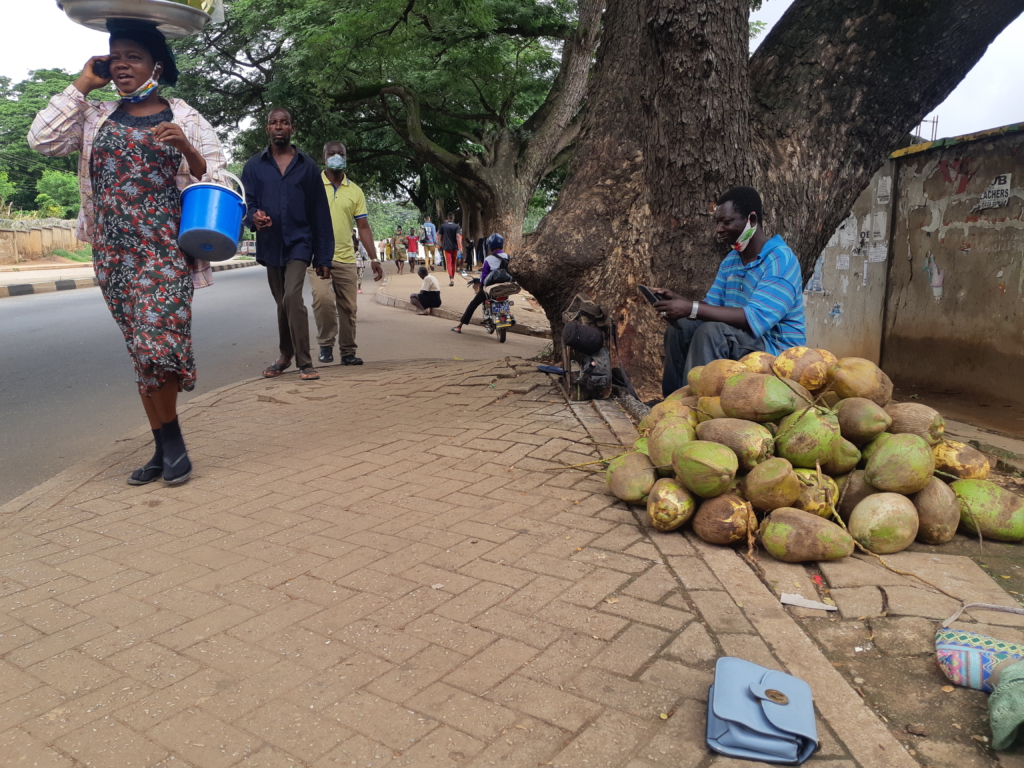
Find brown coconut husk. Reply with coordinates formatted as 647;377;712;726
739;351;777;375
692;494;755;545
828;358;893;407
836;470;880;522
775;346;830;392
911;477;960;544
933;439;990;480
696;396;727;422
695;418;774;472
836;397;892;446
884;402;945;446
695;359;748;398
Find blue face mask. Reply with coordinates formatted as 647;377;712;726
326;154;347;171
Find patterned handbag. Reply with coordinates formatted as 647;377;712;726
936;603;1024;692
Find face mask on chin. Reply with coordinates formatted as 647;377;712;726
326;154;347;171
733;215;757;253
116;66;160;103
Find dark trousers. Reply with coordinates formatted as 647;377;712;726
460;289;486;325
663;319;765;397
266;260;313;369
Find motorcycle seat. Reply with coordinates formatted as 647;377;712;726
486;282;521;299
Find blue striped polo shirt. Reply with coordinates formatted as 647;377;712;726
704;234;807;354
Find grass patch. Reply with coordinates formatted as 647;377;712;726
52;246;92;262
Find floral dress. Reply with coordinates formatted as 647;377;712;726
91;106;196;395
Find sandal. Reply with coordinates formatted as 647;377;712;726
263;359;291;378
299;366;320;381
451;327;461;333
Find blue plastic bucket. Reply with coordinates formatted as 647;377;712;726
179;171;245;262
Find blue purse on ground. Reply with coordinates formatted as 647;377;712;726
706;657;818;764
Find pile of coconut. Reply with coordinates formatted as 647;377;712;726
606;348;1024;563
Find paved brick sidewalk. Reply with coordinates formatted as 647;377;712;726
0;358;911;767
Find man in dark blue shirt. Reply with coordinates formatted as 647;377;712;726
242;107;334;381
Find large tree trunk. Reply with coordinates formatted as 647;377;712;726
518;0;1024;398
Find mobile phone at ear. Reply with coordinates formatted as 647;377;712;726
93;59;111;80
638;285;660;305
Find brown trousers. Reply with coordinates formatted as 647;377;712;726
266;260;313;369
307;262;358;356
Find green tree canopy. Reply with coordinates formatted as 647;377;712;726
35;169;80;218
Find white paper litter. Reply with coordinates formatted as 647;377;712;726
780;592;837;611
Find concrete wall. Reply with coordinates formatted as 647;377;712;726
804;160;895;363
0;224;87;265
882;129;1024;402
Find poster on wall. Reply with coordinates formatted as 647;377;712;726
871;211;887;241
876;176;892;205
868;243;888;262
839;213;857;248
836;255;850;270
805;255;825;294
972;174;1011;212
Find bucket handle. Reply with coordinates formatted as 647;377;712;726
218;170;246;202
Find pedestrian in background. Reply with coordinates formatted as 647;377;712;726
406;230;419;271
439;212;461;286
28;19;229;487
242;107;334;382
393;226;407;274
355;230;369;294
422;215;438;266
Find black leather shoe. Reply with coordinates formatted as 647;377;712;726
318;346;334;363
340;354;363;366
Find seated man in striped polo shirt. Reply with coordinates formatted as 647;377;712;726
652;186;806;398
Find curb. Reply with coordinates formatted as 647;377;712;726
0;259;259;300
372;276;552;339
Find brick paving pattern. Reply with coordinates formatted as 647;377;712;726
0;358;915;766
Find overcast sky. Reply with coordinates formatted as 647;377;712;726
5;1;1023;140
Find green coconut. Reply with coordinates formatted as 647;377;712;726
692;494;754;545
859;432;894;467
743;457;802;511
725;475;746;499
696;396;727;422
952;479;1024;542
774;408;841;469
647;478;698;532
696;418;775;472
822;438;861;476
687;365;705;391
836;470;881;522
606;451;657;504
633;437;649;455
792;468;840;518
933;439;990;480
884;402;945;446
819;390;841;409
828;357;893;407
911;477;960;544
847;493;919;554
695;359;748;398
719;372;801;423
759;507;855;563
864;433;935;494
672;440;739;498
836;397;893;446
648;418;697;477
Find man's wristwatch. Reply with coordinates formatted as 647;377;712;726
689;301;700;320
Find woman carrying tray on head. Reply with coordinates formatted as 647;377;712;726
29;18;228;488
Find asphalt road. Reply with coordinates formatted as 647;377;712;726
0;265;547;506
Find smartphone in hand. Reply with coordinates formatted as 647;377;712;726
638;285;661;305
93;58;111;80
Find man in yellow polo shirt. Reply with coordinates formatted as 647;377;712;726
307;140;383;365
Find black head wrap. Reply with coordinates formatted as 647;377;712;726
106;18;179;86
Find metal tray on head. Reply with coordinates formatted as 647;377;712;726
57;0;210;38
